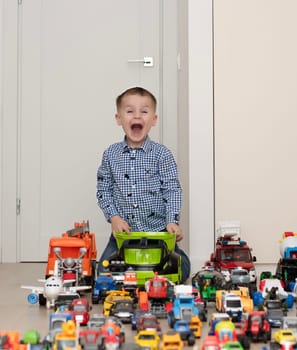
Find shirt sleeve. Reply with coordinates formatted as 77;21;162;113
96;150;119;222
159;148;182;224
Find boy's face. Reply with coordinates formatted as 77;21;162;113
115;94;158;148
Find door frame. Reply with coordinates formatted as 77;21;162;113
1;0;20;262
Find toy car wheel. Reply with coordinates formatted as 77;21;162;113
91;259;97;275
241;336;250;349
167;311;174;328
263;332;268;344
92;296;99;304
39;293;46;306
42;340;51;350
83;276;92;287
249;282;257;294
270;341;281;350
120;331;125;343
187;334;196;346
199;310;207;322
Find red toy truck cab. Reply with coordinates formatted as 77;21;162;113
69;298;91;325
45;221;97;286
137;313;162;332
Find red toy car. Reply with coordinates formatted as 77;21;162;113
201;335;220;350
69;297;92;325
243;311;271;343
140;272;174;318
79;328;102;349
136;313;162;332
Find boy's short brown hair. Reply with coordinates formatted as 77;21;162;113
116;87;157;111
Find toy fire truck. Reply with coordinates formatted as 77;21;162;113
205;221;257;293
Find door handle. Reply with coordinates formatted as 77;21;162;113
127;56;154;67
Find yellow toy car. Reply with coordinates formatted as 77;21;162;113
134;330;160;350
103;290;133;316
273;329;297;346
160;331;183;350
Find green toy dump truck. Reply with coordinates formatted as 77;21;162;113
108;232;182;287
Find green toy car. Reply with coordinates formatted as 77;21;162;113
192;267;228;304
108;232;182;287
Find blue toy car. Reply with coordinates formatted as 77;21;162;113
173;320;196;346
92;274;116;304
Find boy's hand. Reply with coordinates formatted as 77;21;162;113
110;215;131;236
167;223;183;242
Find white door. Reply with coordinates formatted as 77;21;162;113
18;0;174;261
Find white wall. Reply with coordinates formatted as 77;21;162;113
214;0;297;263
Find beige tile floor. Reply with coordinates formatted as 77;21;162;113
0;262;291;349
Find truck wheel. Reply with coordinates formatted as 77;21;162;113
188;335;196;346
120;332;125;343
199;310;207;322
91;260;97;284
167;311;174;328
263;333;268;344
270;341;280;350
242;336;250;349
249;282;257;295
39;293;46;306
92;296;99;304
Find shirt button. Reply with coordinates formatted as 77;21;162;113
132;204;139;209
132;184;136;189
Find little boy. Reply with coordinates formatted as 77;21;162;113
96;87;190;282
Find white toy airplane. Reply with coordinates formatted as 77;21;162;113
21;275;91;309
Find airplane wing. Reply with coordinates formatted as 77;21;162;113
37;279;47;283
68;285;92;292
21;285;44;294
62;279;77;286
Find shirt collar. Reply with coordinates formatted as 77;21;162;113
121;136;152;153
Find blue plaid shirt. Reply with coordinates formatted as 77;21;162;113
96;136;182;232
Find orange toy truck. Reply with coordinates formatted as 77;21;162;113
45;221;97;286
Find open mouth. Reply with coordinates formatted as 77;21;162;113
131;123;143;131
